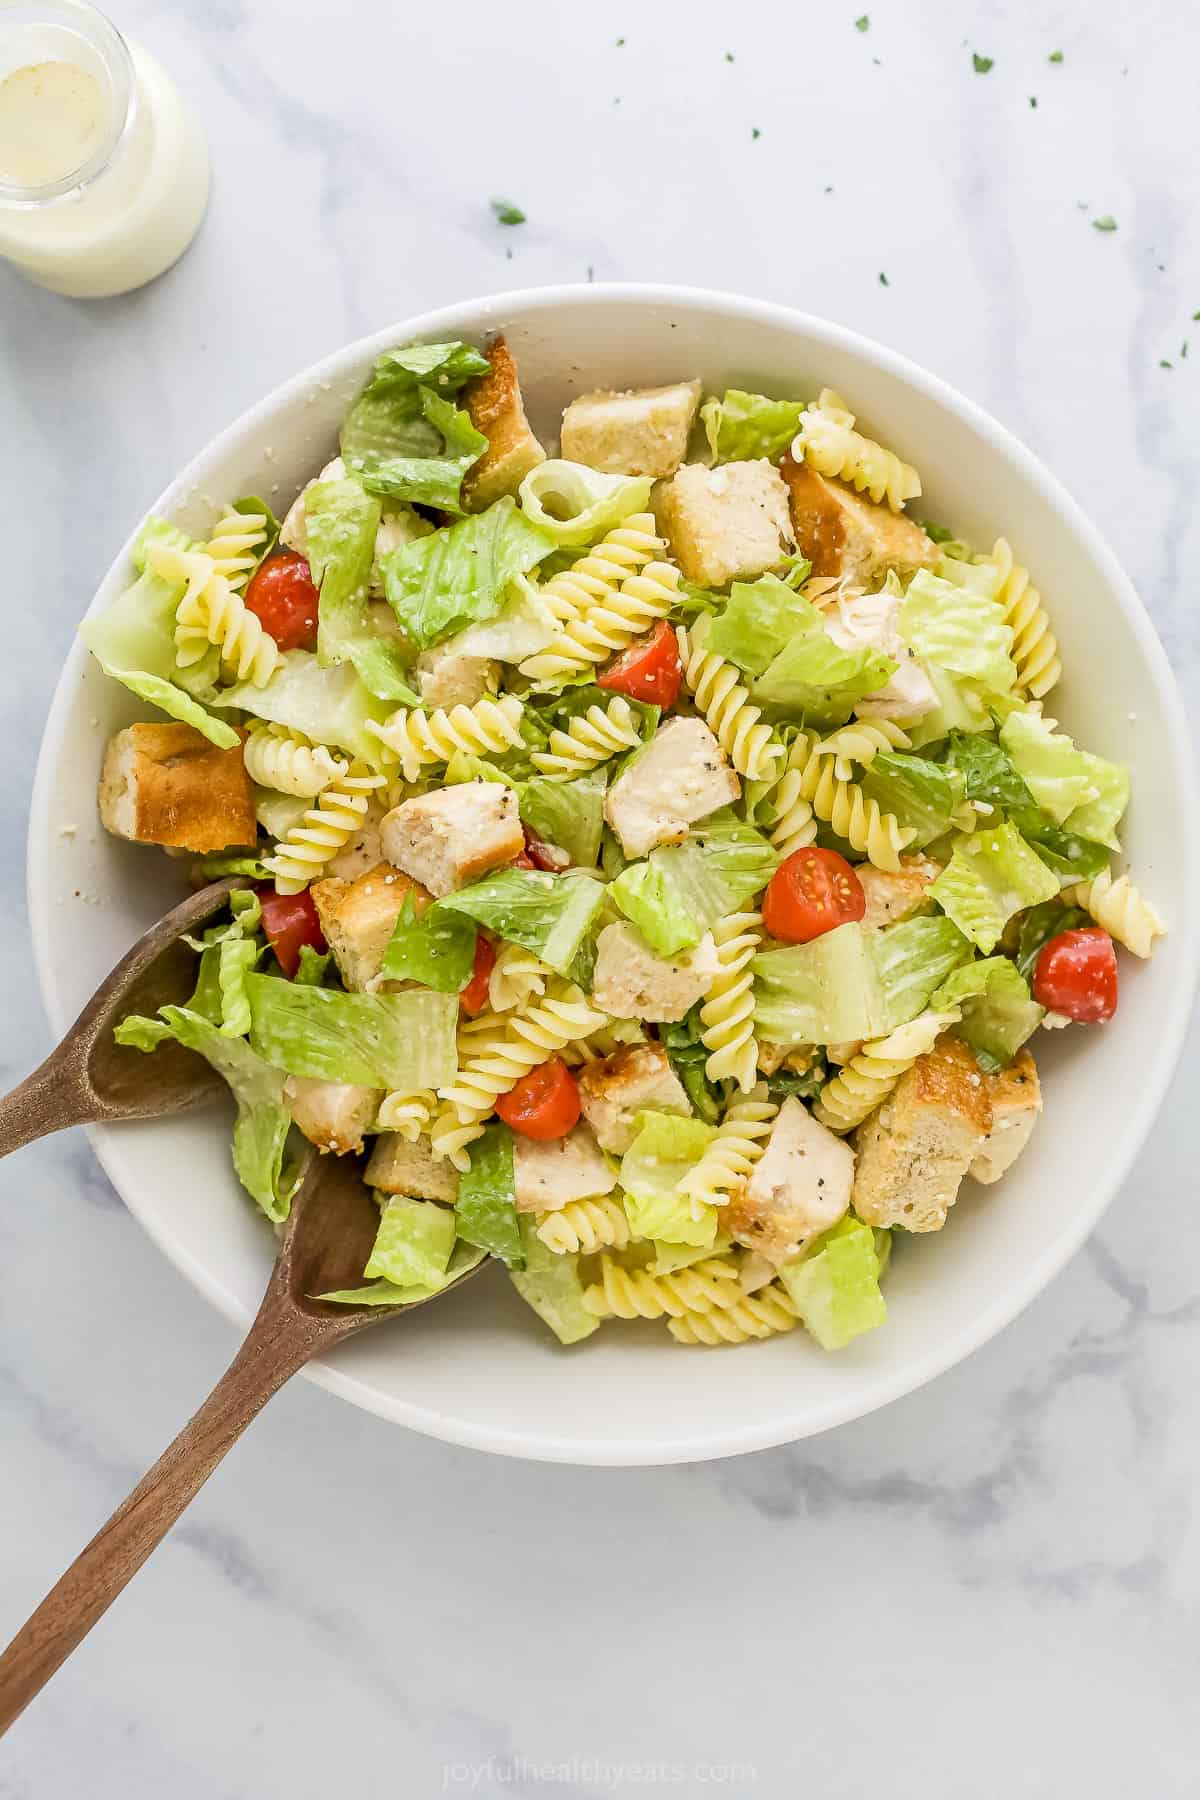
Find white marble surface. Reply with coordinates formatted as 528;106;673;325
2;0;1199;1791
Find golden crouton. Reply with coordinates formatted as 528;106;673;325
461;337;547;511
366;1133;460;1202
98;722;257;853
560;380;702;479
780;456;937;586
852;1037;992;1233
311;862;432;991
654;460;795;588
970;1050;1042;1185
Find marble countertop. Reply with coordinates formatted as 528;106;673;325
3;0;1198;1792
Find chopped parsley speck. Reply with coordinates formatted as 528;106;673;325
879;271;890;286
615;35;625;45
1048;49;1064;63
724;50;735;61
491;199;525;225
751;126;761;140
1092;215;1118;232
1182;341;1190;359
855;13;870;29
587;265;595;282
973;52;994;73
1160;359;1173;369
824;184;834;194
1029;95;1038;107
1193;310;1200;320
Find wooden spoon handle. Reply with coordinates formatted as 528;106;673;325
0;1057;93;1159
0;1301;316;1734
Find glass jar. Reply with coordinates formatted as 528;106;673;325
0;0;209;297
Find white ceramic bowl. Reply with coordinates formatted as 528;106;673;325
28;286;1200;1465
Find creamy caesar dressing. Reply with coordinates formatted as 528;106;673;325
0;59;107;187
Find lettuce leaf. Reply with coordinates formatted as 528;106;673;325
454;1121;523;1267
753;627;897;727
245;975;458;1089
432;575;556;663
871;915;975;1031
382;497;556;649
999;710;1099;824
1063;756;1130;851
778;1214;887;1350
699;389;806;463
619;1112;719;1247
213;649;393;764
340;340;489;512
609;843;730;957
659;1011;720;1123
931;956;1043;1071
754;915;972;1045
131;513;196;570
509;1217;599;1344
1014;898;1091;980
899;567;1016;697
930;824;1060;953
321;1239;486;1308
518;770;607;867
859;751;964;848
518;460;652;546
380;891;477;991
943;729;1037;815
691;809;781;904
305;476;419;705
705;572;821;676
435;868;605;981
294;944;333;985
365;1196;456;1287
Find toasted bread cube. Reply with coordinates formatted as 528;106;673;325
969;1050;1041;1185
311;862;432;991
858;859;941;931
591;922;720;1024
604;716;740;857
365;1132;460;1202
415;642;500;709
654;460;794;588
559;380;702;479
852;1038;992;1233
513;1124;617;1213
780;456;937;586
576;1043;691;1155
724;1098;854;1261
461;337;547;511
380;784;524;899
283;1076;381;1155
99;722;257;854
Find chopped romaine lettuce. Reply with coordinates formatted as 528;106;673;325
999;710;1101;824
380;892;477;991
930;823;1060;953
518;770;607;868
1014;898;1091;980
245;975;458;1089
305;476;419;705
131;514;197;570
213;650;393;764
754;915;972;1046
434;575;557;663
931;956;1043;1071
454;1122;524;1267
382;497;556;649
778;1214;887;1350
1064;755;1130;850
705;573;821;676
321;1240;486;1308
609;843;730;958
871;915;975;1031
365;1196;456;1287
340;340;489;512
509;1217;599;1343
699;388;806;463
753;627;897;727
899;567;1016;697
293;944;333;986
518;460;652;546
859;751;964;848
691;809;781;905
620;1112;719;1246
943;729;1037;815
435;868;605;980
1020;822;1110;885
649;1235;731;1274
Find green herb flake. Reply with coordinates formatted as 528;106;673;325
855;13;870;29
491;199;526;226
1092;215;1118;232
878;271;890;286
1182;341;1190;359
724;50;735;61
1048;49;1064;62
973;52;994;72
1029;95;1038;107
615;35;625;45
1160;359;1173;370
751;126;761;139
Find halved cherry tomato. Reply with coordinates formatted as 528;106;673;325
1032;927;1118;1022
459;935;496;1016
523;830;570;872
597;620;683;707
495;1057;580;1140
762;847;866;944
257;886;327;978
244;552;320;653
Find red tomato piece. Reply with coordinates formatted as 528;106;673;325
512;851;538;870
244;552;320;653
1032;927;1118;1022
459;935;496;1016
523;831;570;872
597;620;683;707
762;847;866;944
257;886;327;978
494;1058;580;1140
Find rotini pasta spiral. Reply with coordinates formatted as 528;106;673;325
559;1024;643;1067
366;694;525;781
243;723;349;798
793;388;921;512
536;1195;631;1256
437;983;611;1128
582;1254;742;1321
763;737;820;859
813;1009;961;1134
814;718;912;780
205;505;271;592
677;1086;778;1209
152;543;280;687
667;1281;799;1345
375;1089;437;1141
1065;869;1166;959
530;696;642;779
429;1108;485;1173
975;537;1061;700
699;914;764;1093
791;732;915;871
535;515;660;630
520;527;682;685
675;625;783;782
488;942;552;1013
264;763;387;893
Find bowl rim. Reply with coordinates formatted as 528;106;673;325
27;282;1200;1464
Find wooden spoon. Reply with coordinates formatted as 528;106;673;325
0;1149;481;1733
0;878;242;1158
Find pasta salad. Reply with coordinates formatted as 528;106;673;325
90;337;1166;1351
